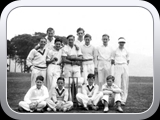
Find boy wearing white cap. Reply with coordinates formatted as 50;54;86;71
18;76;49;112
111;37;130;105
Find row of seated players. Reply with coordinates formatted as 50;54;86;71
18;74;123;113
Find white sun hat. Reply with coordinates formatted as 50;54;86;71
118;37;126;43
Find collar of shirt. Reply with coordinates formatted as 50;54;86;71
46;36;55;43
33;85;44;91
87;83;95;88
55;86;65;92
102;45;108;47
84;44;91;48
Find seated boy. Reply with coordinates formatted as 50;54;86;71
46;77;73;112
101;75;123;113
76;73;103;110
18;75;49;112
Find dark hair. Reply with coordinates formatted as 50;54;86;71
76;27;85;33
102;34;110;39
46;27;54;33
36;75;44;81
84;34;91;39
40;37;47;41
57;77;65;82
106;75;115;82
87;73;95;79
54;37;62;43
67;35;75;39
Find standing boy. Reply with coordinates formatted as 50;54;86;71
35;27;56;50
111;37;130;105
81;34;96;84
46;38;63;92
46;77;73;112
95;34;113;90
101;75;123;113
27;37;48;86
74;27;85;48
62;35;84;101
18;76;49;112
76;73;103;110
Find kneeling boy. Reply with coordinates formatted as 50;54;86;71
46;77;73;112
102;75;123;113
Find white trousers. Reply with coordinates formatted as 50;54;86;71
97;61;111;90
102;93;121;106
76;92;103;106
46;99;73;110
63;65;81;78
114;64;129;103
19;101;46;112
82;62;94;84
47;64;61;92
31;68;46;87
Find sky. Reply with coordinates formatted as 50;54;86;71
7;7;153;76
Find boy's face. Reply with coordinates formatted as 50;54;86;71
119;42;125;47
107;79;113;86
88;77;94;86
39;38;46;48
47;30;55;38
36;80;43;89
77;30;84;38
68;36;75;46
55;41;61;50
102;36;109;45
84;37;91;45
57;79;64;89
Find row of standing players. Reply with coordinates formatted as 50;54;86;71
18;27;129;113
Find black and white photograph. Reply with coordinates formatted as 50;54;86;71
7;7;153;114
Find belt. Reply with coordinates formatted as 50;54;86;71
34;66;47;69
65;63;81;66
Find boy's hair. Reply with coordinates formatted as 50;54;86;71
106;75;115;82
76;27;85;33
84;34;92;39
46;27;54;33
54;37;62;43
40;37;47;41
57;77;65;82
87;73;95;79
67;35;75;39
102;34;110;39
36;75;44;81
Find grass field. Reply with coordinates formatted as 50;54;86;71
7;72;153;113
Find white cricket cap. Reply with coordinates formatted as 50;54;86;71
118;37;126;43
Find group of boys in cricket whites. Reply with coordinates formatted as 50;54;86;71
18;27;130;113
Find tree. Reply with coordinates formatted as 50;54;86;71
7;40;15;72
10;34;40;72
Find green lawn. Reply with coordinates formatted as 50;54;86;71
7;72;153;113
